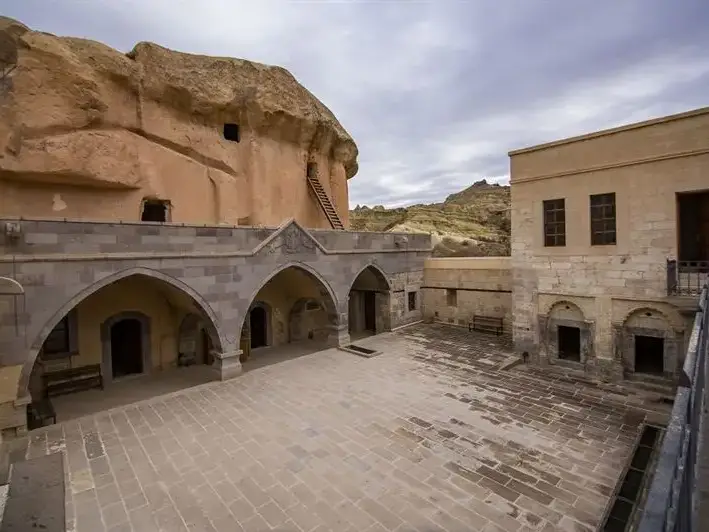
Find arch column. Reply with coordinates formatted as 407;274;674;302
210;350;243;380
327;317;351;348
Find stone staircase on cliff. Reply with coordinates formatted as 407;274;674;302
306;172;345;230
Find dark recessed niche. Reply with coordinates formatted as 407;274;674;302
223;123;240;143
141;199;169;222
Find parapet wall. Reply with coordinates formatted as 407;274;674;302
0;218;432;258
422;257;512;332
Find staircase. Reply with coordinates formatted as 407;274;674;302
306;173;345;230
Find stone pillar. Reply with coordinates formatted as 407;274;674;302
210;350;243;381
375;292;392;333
327;323;350;348
511;266;539;360
590;297;623;381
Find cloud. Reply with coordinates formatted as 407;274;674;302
3;0;708;207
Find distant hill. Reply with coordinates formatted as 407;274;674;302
349;179;511;257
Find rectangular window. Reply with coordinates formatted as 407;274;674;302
408;291;417;311
446;289;457;307
543;198;566;247
43;316;70;355
590;193;617;245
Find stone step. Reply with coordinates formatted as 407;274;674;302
0;452;65;531
625;375;676;395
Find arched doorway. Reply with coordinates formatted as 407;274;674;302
239;265;339;366
23;269;225;405
250;306;268;348
348;265;392;338
110;318;144;378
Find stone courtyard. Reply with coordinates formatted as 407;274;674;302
12;324;668;532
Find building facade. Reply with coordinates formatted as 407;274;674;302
421;257;512;334
0;220;429;437
0;17;430;438
509;106;709;382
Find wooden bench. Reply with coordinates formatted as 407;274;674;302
26;398;57;430
469;315;504;336
43;364;103;398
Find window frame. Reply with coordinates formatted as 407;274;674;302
42;315;73;358
543;198;567;247
407;291;417;312
589;192;617;246
445;288;457;307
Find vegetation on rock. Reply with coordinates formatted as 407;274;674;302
350;179;511;257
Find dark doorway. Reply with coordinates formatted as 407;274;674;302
635;335;665;375
677;191;709;264
110;319;143;378
364;292;376;332
557;325;581;362
141;199;169;222
250;306;268;348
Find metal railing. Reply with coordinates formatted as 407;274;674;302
637;283;708;532
667;260;709;297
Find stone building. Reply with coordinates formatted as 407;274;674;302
510;106;709;382
422;106;708;384
421;257;512;333
0;18;429;437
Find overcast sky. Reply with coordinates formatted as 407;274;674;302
3;1;708;207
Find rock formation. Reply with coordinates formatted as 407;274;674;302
350;180;511;257
0;16;357;228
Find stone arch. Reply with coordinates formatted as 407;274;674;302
347;264;392;336
543;300;585;321
621;306;678;330
348;263;392;292
18;267;226;399
539;299;593;367
237;262;340;351
616;306;683;378
100;311;151;382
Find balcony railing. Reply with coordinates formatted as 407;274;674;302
636;284;708;531
667;260;709;297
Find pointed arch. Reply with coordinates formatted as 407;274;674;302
18;267;226;399
236;262;340;350
348;263;392;292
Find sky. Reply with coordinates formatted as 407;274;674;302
2;1;708;208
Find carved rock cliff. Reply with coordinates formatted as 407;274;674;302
0;16;357;227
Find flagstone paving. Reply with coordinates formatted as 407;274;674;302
18;324;668;532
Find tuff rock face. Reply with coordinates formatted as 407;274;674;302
0;16;357;227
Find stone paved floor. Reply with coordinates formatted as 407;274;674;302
19;324;664;532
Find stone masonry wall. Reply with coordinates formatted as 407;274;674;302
0;218;430;417
422;257;512;333
510;107;709;377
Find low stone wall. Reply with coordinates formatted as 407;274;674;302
0;218;431;257
422;257;512;333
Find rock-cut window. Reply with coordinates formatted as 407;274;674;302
141;199;170;222
223;123;240;143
